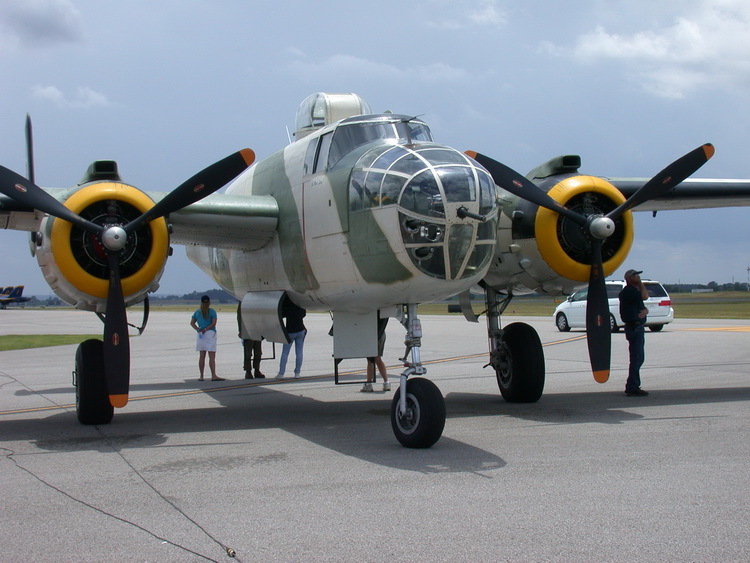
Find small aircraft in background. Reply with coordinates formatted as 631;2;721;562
2;94;750;447
0;285;32;308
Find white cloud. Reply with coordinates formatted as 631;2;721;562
32;85;110;108
467;0;507;27
566;0;750;98
424;0;506;29
286;54;468;84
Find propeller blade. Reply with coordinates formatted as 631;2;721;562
585;239;611;383
608;143;714;220
25;114;35;184
125;148;255;233
0;165;101;232
103;251;130;408
465;151;588;226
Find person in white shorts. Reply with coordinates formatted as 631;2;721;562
190;295;225;381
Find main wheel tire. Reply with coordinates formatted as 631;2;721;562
496;322;545;403
391;378;445;448
556;313;570;332
609;313;620;333
75;339;113;425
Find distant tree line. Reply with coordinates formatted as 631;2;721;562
663;282;750;293
19;289;236;307
14;282;750;308
150;289;236;302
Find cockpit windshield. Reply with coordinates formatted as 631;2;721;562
327;116;432;169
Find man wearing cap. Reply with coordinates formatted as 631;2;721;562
619;269;650;396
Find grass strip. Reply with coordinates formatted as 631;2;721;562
0;334;102;352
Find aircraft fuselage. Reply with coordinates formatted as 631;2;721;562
188;114;498;312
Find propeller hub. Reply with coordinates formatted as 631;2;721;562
589;216;615;240
101;225;128;252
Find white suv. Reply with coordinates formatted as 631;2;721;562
554;280;674;333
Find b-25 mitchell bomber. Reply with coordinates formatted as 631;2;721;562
2;93;749;447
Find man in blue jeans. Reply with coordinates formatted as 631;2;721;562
618;269;650;396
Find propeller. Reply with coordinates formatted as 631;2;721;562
466;145;714;382
0;148;255;407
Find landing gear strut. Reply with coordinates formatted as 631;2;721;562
485;287;545;403
390;304;445;448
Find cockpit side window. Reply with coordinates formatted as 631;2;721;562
303;139;317;176
315;132;333;174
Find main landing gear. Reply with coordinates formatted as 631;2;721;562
389;289;546;448
390;304;446;448
484;287;545;403
74;339;114;425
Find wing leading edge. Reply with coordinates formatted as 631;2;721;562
609;178;750;211
165;192;279;251
1;190;280;252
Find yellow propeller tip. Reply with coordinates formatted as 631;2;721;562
240;148;256;167
593;370;610;383
109;394;129;408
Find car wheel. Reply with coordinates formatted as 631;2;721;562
556;313;570;332
649;324;664;332
609;314;620;333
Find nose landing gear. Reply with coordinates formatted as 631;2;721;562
390;304;446;448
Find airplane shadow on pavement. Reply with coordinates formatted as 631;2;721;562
4;383;748;472
445;385;750;426
3;382;509;474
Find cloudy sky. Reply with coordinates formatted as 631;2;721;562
1;0;749;296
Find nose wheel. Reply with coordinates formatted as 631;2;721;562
391;377;445;448
390;304;446;448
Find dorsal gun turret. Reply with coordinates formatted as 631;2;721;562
294;92;371;140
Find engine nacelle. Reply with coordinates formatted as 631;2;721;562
485;174;634;296
34;181;170;312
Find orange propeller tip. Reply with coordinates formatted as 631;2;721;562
703;143;715;160
240;148;256;166
464;150;477;159
593;370;610;384
109;394;129;408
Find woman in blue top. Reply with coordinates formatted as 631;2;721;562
190;295;224;381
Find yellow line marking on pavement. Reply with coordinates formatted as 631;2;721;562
676;327;750;332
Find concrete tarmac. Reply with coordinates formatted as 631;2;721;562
1;309;748;562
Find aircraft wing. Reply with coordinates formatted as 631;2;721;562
609;178;750;211
1;190;280;251
0;188;68;231
152;192;279;250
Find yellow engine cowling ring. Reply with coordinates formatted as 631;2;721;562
535;175;634;283
46;182;169;306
